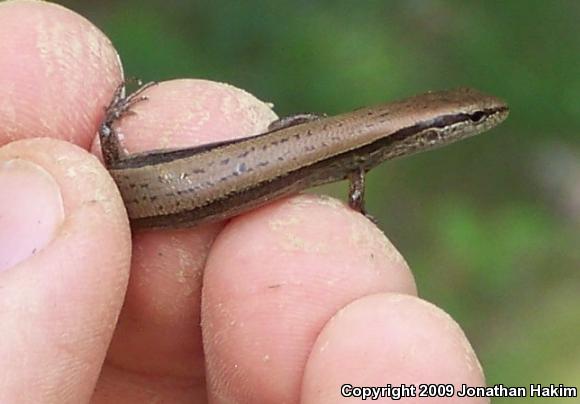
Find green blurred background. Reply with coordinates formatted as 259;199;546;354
64;0;579;398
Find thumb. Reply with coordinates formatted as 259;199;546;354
0;138;131;403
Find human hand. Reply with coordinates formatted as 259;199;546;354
0;1;487;403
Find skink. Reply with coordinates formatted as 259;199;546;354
99;85;509;229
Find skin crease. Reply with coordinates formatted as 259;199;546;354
0;1;489;403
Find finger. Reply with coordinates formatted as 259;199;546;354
91;80;277;399
302;294;486;403
0;0;122;147
0;139;131;402
202;196;416;403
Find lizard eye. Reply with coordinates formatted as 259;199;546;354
469;111;486;122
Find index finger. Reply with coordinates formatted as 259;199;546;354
0;0;122;148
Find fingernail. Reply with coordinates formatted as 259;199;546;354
0;159;64;271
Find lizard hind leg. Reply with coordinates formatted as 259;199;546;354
103;80;157;125
99;80;157;167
